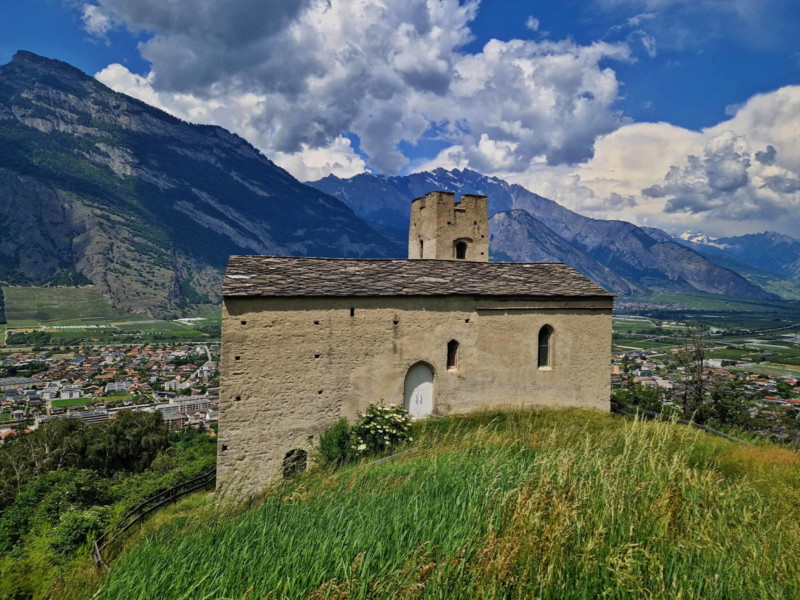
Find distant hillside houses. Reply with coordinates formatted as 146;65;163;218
105;381;134;393
0;343;221;442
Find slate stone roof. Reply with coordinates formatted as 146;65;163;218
223;256;613;298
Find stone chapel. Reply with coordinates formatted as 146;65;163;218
218;191;613;495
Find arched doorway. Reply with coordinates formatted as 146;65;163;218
404;362;434;419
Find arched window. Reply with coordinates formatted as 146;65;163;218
283;449;307;479
538;325;553;368
447;340;459;370
455;241;468;259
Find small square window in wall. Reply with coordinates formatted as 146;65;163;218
240;320;247;325
314;320;320;325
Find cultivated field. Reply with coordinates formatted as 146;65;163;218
612;294;800;366
3;286;128;327
1;286;220;346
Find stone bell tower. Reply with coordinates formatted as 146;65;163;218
408;191;489;261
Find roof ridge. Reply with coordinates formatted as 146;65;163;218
223;255;614;299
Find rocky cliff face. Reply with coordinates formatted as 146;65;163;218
489;211;642;295
0;51;401;316
310;168;776;300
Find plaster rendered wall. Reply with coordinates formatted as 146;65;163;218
408;192;489;261
218;295;612;497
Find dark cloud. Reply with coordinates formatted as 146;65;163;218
755;144;777;165
86;0;630;173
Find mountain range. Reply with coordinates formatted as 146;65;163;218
310;169;784;300
0;51;400;316
1;50;796;316
674;231;800;281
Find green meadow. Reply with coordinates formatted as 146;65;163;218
51;397;95;409
58;408;800;600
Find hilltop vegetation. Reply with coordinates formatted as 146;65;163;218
57;408;800;600
0;415;217;600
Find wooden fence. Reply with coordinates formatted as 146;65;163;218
93;467;216;569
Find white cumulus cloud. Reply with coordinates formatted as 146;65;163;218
488;86;800;236
89;0;631;177
81;3;115;36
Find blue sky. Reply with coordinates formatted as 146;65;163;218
1;0;798;236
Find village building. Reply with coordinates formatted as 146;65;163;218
218;191;614;496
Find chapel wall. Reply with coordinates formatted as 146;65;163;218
218;295;612;498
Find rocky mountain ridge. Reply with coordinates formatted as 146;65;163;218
310;168;776;300
0;51;401;316
674;231;800;281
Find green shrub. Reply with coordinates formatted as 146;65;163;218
350;404;412;456
49;507;108;556
318;418;352;466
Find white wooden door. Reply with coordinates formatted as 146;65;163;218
404;363;434;419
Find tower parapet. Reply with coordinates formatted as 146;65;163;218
408;191;489;261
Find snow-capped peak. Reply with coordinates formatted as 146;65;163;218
678;231;730;249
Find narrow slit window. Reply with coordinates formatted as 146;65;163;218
538;325;553;368
447;339;459;370
419;239;424;257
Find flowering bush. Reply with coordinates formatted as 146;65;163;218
350;404;413;456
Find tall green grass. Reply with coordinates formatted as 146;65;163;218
84;409;800;600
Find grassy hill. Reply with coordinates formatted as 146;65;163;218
62;409;799;600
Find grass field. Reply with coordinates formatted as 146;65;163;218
3;286;128;327
611;318;657;333
51;397;95;409
612;339;678;350
736;363;800;377
71;408;800;600
0;286;220;346
638;291;800;313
